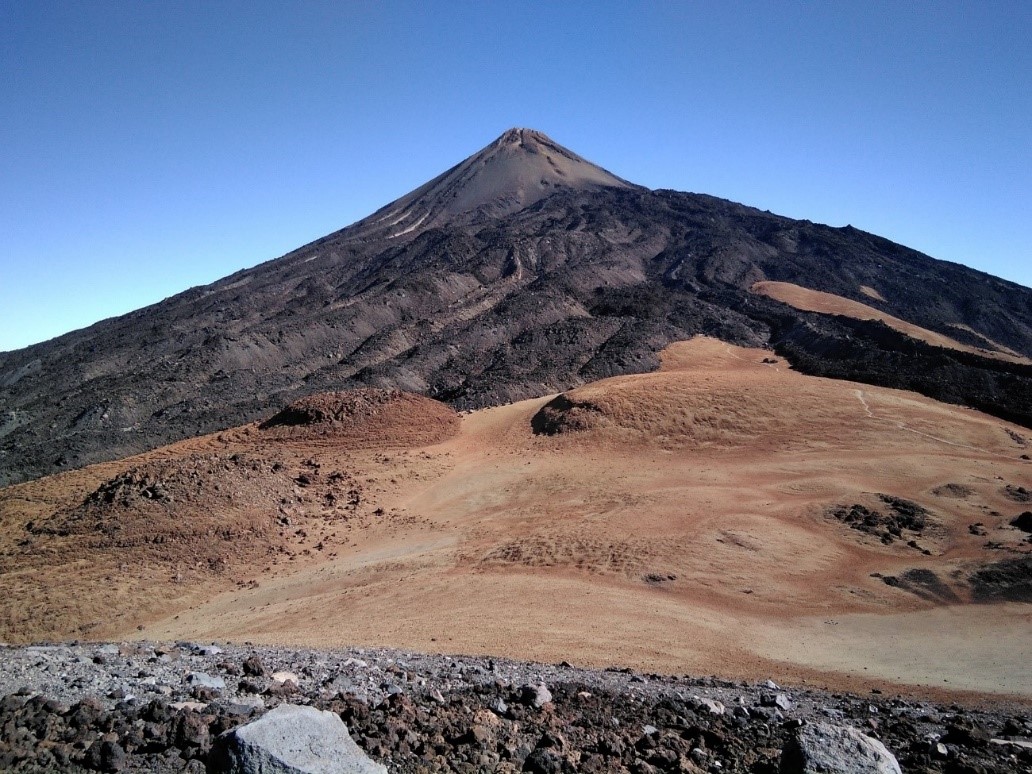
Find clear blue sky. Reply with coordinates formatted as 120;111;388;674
1;1;1029;352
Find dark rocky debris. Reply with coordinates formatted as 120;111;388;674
969;556;1032;603
1011;512;1032;533
829;495;932;547
1;642;1030;773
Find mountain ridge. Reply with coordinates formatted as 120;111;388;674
2;129;1032;486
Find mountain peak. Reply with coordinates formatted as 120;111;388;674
491;127;560;147
357;128;634;238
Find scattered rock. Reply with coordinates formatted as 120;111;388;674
0;642;1025;773
1004;485;1031;503
969;555;1032;602
942;718;991;747
693;696;726;715
242;654;267;677
86;738;126;772
991;737;1032;750
829;497;932;546
171;701;209;712
761;693;792;711
185;672;225;690
931;483;973;499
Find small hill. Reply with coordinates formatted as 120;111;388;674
258;389;460;446
532;343;790;446
0;390;459;642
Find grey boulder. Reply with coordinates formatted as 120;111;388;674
210;703;387;774
781;722;901;774
521;683;553;708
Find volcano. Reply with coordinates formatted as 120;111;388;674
353;127;635;237
1;128;1031;485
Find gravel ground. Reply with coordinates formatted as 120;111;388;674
1;641;1030;772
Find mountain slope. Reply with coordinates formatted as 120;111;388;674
2;129;1032;486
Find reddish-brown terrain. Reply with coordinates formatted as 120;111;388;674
3;338;1029;699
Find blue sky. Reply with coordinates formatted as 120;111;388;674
1;1;1029;352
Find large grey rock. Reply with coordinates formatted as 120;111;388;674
210;703;387;774
521;683;552;708
781;722;901;774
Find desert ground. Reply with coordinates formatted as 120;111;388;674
2;337;1029;700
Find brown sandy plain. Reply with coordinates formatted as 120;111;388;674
1;337;1029;700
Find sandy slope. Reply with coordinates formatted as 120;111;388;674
752;280;1032;364
2;338;1030;698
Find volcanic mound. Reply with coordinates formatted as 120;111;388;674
258;389;460;447
531;376;786;447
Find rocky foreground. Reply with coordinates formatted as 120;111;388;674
0;642;1030;773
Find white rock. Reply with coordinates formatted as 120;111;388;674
272;671;300;685
210;703;386;774
693;696;726;716
991;738;1032;750
781;722;902;774
522;683;552;708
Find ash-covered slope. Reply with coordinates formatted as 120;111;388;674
352;127;636;239
2;129;1032;485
